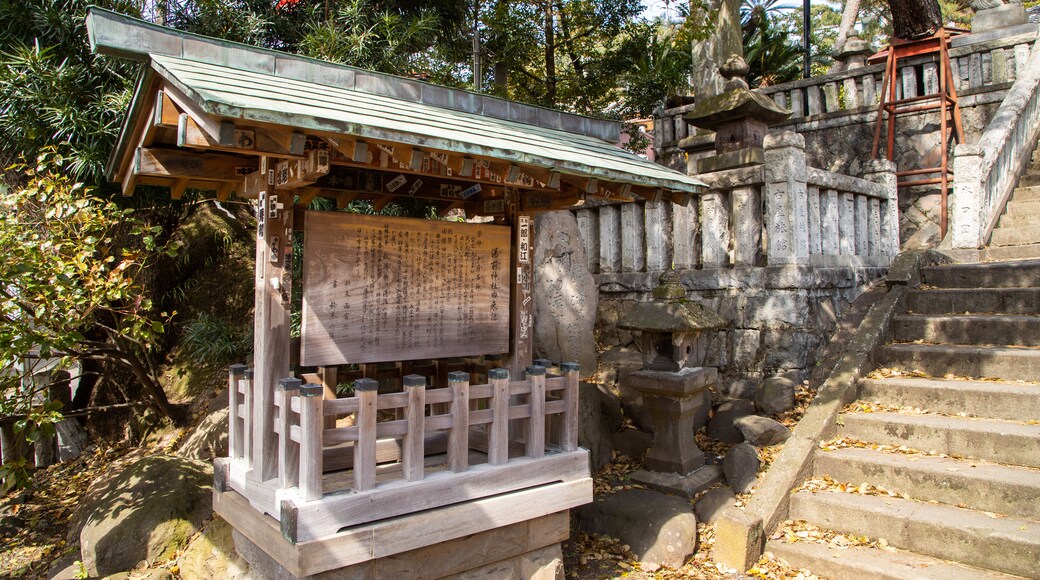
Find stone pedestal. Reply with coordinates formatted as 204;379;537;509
972;3;1028;33
625;366;717;474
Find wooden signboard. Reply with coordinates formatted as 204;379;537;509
300;211;511;366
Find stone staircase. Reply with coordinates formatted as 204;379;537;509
984;155;1040;261
765;259;1040;579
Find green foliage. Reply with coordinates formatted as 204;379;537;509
0;150;180;423
742;0;802;86
180;312;251;367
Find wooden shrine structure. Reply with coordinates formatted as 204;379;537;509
86;8;706;578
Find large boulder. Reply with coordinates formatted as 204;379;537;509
78;455;213;576
754;376;797;416
176;516;250;580
706;399;755;443
723;443;761;493
575;489;698;569
734;415;791;446
579;383;614;470
533;211;597;375
177;408;229;461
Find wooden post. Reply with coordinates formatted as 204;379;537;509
298;383;324;501
353;378;378;492
277;377;302;490
243;368;254;469
317;366;338;430
402;374;426;481
504;207;534;377
526;365;546;458
228;364;247;460
252;158;295;482
560;362;580;452
448;371;470;473
488;368;510;465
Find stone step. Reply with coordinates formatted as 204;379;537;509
1012;185;1040;202
1006;200;1040;216
922;259;1040;288
858;377;1040;421
892;314;1040;346
814;447;1040;519
997;212;1038;228
877;343;1040;381
983;243;1040;262
906;288;1040;315
764;539;1026;580
991;226;1040;247
787;491;1040;578
835;412;1040;467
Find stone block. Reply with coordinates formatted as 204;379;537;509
575;489;698;569
731;329;761;372
723;442;761;493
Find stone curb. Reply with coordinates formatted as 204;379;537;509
711;250;948;571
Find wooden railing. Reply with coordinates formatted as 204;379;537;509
226;362;584;542
952;39;1040;249
576;131;898;272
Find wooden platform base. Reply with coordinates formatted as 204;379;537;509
214;477;591;577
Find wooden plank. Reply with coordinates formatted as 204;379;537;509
353;379;378;492
298;384;324;501
322;432;449;471
177;113;306;159
277;378;302;490
169;178;189;200
282;449;589;542
251;174;294;481
503;209;534;376
242;369;254;469
561;363;579;452
526;367;546;458
135;147;257;182
299;212;511;366
153;90;180;128
317;366;338;430
228;365;247;460
448;372;470;473
488;368;510;465
402;375;426;481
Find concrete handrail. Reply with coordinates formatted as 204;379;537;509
952;39;1040;249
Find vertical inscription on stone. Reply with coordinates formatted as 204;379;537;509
301;212;510;365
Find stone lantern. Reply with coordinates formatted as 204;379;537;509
618;270;726;495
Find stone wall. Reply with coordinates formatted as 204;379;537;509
656;26;1038;250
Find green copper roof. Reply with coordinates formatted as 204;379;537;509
146;53;705;193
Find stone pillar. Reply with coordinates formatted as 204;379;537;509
621;203;646;272
863;158;900;256
922;62;939;95
598;205;621;272
644;200;672;271
854;195;869;256
951;144;985;249
823;81;839;113
839;192;856;256
575;209;599;274
763;131;809;265
730;186;761;266
807;186;822;256
820;189;840;256
672;202;699;269
701;192;730;268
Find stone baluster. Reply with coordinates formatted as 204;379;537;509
951;144;985;249
820;189;840;255
598;205;621;272
854;194;869;256
922;62;939;95
862;73;876;106
807;186;822;256
864;159;900;256
806;85;822;115
621;202;646;272
843;76;860;108
772;91;787;110
790;89;805;117
730;186;762;266
1016;44;1030;79
823;81;839;112
644;199;671;271
868;198;882;256
672;200;699;269
900;65;918;99
993;48;1008;84
839;192;856;256
763;131;809;265
970;53;983;88
701;191;730;268
575;208;599;273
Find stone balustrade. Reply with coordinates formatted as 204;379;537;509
952;38;1040;249
575;131;897;277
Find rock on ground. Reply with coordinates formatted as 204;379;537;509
723;443;761;494
694;486;736;524
78;455;213;576
706;399;755;443
754;376;796;415
575;489;698;569
533;211;597;375
593;347;643;389
579;383;614;470
177;407;229;461
734;415;792;446
611;429;652;459
176;516;250;580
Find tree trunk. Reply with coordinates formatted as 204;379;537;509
829;0;861;73
888;0;943;40
543;0;556;107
